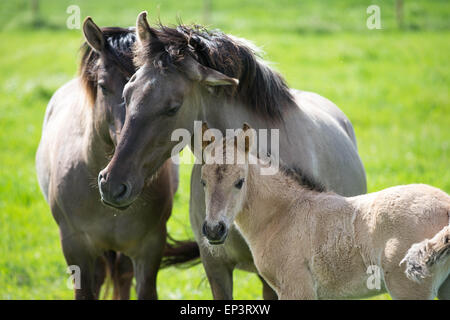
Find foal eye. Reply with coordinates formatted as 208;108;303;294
235;178;245;189
200;179;206;187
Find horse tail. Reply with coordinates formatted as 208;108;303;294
171;162;180;195
161;234;200;268
401;224;450;283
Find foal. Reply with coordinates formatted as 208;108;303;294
201;123;450;299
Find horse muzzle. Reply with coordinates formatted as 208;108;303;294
98;170;133;209
202;220;228;245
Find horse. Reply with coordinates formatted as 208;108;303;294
98;11;367;299
201;123;450;300
35;17;198;300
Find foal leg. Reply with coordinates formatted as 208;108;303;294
133;231;166;300
201;250;234;300
385;269;435;300
278;267;316;300
60;230;98;300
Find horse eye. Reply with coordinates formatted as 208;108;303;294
201;179;206;187
166;103;182;116
98;82;108;95
235;178;245;189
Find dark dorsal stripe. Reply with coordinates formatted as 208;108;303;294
279;165;326;193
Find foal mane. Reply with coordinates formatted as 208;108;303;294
279;164;326;193
79;27;136;106
134;24;295;121
210;135;326;193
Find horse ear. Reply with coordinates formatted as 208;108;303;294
183;56;239;87
83;17;105;52
136;11;158;44
202;122;215;150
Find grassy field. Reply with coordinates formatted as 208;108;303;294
0;0;449;299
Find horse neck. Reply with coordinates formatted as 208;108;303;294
200;92;313;168
84;97;116;170
235;157;313;246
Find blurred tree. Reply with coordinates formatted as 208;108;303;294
31;0;41;27
203;0;212;25
396;0;404;29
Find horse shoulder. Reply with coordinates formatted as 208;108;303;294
36;77;91;203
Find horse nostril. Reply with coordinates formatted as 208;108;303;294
202;221;227;242
217;221;226;236
202;221;208;237
113;183;128;200
98;171;107;184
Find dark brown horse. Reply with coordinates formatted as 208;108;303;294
35;17;198;299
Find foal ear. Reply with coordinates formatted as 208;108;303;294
83;17;105;52
202;122;215;150
136;11;158;45
183;56;239;87
238;123;254;154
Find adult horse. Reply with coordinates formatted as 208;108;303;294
36;17;198;300
98;12;367;299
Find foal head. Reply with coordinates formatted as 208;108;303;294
80;17;135;146
201;123;255;245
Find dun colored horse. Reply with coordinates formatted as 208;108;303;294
201;123;450;300
98;11;367;299
35;18;198;299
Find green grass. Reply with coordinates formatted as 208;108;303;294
0;0;449;299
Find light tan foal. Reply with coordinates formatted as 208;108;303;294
200;123;450;300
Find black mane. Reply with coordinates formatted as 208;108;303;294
80;27;136;105
279;164;326;193
135;24;295;121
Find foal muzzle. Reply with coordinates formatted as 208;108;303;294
202;220;228;245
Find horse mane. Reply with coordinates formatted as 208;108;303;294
208;135;326;193
279;164;326;193
134;24;295;121
79;27;136;106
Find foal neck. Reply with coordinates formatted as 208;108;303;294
236;159;316;244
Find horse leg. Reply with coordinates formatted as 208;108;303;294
133;231;166;300
60;230;98;300
258;275;278;300
113;253;134;300
93;255;107;299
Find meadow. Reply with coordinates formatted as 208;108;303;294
0;0;448;299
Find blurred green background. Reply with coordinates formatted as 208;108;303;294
0;0;449;299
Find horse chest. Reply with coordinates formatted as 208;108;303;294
72;206;156;254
